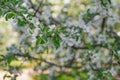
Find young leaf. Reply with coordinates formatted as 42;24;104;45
52;36;61;49
5;12;16;21
17;19;26;26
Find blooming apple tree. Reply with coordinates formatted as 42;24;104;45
0;0;120;80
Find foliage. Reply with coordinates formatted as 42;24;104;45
0;0;120;80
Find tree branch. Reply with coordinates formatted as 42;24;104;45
71;44;103;49
13;53;82;69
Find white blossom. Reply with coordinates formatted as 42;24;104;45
22;0;32;9
49;25;56;31
109;68;117;76
97;34;107;44
31;17;40;26
107;14;119;26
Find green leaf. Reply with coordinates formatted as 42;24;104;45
40;38;47;44
3;74;11;80
100;0;107;7
0;8;2;16
114;53;119;60
108;0;111;4
52;36;61;49
29;23;35;29
17;19;26;26
86;43;92;49
7;53;13;64
5;12;16;21
36;37;41;46
57;74;74;80
87;9;91;15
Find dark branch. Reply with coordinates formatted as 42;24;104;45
71;44;103;49
101;17;107;31
14;53;82;69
